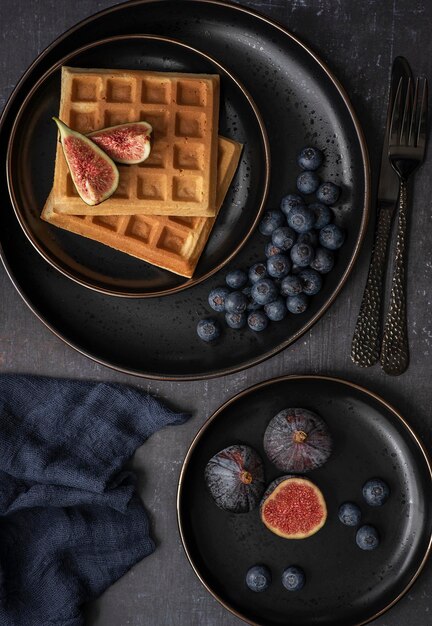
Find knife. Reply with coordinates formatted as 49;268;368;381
351;56;413;367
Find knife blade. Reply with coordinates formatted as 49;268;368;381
351;56;413;367
377;56;413;203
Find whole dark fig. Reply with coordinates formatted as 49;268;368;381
205;445;265;513
264;408;332;472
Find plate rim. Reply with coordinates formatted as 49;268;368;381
176;374;432;626
0;0;371;380
6;32;270;298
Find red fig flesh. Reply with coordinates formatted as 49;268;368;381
53;117;119;206
88;121;152;164
260;476;327;539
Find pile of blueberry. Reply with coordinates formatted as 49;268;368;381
197;146;346;342
338;477;390;551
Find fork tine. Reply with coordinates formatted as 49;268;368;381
408;78;419;147
416;78;428;151
389;77;404;147
400;77;412;146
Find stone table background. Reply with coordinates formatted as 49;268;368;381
0;0;431;624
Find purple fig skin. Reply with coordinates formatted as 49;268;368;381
205;445;265;513
264;408;332;472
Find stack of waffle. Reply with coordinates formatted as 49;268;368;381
42;67;243;277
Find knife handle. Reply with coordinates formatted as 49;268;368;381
380;180;409;375
351;202;395;367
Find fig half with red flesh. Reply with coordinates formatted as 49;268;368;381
260;476;327;539
205;445;265;513
264;408;332;473
53;117;119;206
88;121;153;164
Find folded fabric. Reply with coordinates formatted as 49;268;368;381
0;374;190;626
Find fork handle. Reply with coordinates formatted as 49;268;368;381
351;202;395;367
380;179;409;375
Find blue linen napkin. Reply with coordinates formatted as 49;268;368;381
0;374;190;626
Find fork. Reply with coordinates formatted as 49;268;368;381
380;76;428;375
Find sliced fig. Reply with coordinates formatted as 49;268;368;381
260;475;327;539
53;117;119;206
88;121;153;164
205;445;265;513
264;408;332;473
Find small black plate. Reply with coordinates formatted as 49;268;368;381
0;0;370;379
178;376;432;626
7;35;269;297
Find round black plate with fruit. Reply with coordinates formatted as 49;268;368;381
178;376;432;626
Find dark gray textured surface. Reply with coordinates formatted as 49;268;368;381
0;1;431;624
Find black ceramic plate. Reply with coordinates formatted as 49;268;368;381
178;376;432;626
0;0;370;379
7;35;269;297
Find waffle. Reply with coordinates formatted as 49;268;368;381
42;137;242;278
52;66;220;217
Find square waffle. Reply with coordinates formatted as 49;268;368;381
51;66;220;217
42;137;242;278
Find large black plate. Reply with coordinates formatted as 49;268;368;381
178;376;432;626
7;35;269;297
0;0;370;379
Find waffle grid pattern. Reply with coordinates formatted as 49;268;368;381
52;67;220;216
43;137;242;277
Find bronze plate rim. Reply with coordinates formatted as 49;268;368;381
177;374;432;626
0;0;370;379
6;32;271;298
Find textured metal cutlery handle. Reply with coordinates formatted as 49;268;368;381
351;203;395;367
380;180;409;375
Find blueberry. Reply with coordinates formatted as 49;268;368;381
290;243;314;267
208;287;230;312
248;262;268;283
297;146;324;171
299;268;323;296
264;298;287;321
225;311;247;330
286;293;309;314
226;269;247;290
338;502;362;527
316;181;340;205
197;318;221;342
280;274;303;297
362;478;390;507
259;210;285;236
297;230;319;247
247;310;268;332
280;193;305;216
310;247;334;274
309;202;332;229
251;278;278;305
287;205;315;233
225;291;248;314
245;565;271;592
319;224;345;250
265;242;282;258
356;525;380;551
296;171;320;195
267;254;291;279
272;226;296;252
242;287;263;312
282;566;305;591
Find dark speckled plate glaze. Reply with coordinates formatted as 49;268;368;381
7;35;269;297
0;0;370;379
178;376;432;626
